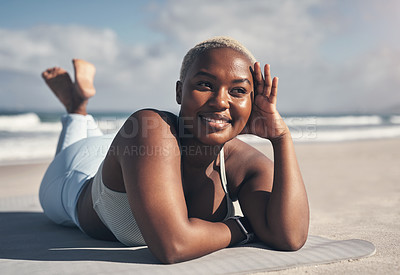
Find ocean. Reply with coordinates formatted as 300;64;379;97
1;111;400;165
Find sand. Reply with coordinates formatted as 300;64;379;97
255;138;400;274
1;138;399;274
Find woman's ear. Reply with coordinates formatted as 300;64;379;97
176;81;182;105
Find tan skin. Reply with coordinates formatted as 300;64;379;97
44;49;309;264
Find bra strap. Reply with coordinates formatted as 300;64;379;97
220;147;228;193
220;147;234;220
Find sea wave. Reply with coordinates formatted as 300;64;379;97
284;115;383;127
311;125;400;142
0;112;125;165
0;112;61;132
1;112;400;164
0;112;126;134
0;113;393;132
390;115;400;124
239;125;400;143
0;134;58;164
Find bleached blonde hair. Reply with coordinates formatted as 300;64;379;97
179;36;256;82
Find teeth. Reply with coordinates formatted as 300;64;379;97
202;117;227;123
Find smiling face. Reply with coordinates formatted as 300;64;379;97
176;47;254;145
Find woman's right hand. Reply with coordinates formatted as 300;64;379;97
241;62;289;142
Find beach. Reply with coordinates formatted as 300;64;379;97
1;138;399;274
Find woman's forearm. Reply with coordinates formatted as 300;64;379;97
265;133;309;250
155;218;245;263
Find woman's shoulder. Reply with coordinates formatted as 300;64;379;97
128;108;178;128
114;108;179;147
124;108;178;133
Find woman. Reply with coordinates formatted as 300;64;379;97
39;37;309;264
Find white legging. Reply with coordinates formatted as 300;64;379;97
39;114;113;228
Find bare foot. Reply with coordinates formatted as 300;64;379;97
73;59;96;100
42;67;75;111
42;59;96;115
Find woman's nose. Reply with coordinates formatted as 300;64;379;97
209;87;230;110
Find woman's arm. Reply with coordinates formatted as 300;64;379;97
238;63;309;250
269;133;309;249
237;134;309;250
115;110;244;263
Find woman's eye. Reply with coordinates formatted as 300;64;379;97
197;82;212;90
231;88;247;96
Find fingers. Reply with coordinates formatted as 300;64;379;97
252;62;264;96
264;64;272;97
264;64;279;104
270;76;279;105
252;62;279;104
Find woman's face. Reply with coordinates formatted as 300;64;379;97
176;47;254;145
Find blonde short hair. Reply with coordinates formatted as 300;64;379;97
179;36;256;82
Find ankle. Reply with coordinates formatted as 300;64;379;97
67;100;88;115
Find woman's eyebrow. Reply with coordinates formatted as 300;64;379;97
194;71;251;85
193;71;216;79
232;78;251;85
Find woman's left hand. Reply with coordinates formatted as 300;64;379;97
241;62;289;141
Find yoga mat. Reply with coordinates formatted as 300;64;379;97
0;195;375;274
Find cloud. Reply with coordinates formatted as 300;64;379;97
342;46;400;113
0;25;182;112
0;25;119;73
148;0;400;113
1;0;399;114
151;0;324;65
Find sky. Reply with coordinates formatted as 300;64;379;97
0;0;399;115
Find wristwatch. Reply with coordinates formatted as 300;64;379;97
229;216;255;245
